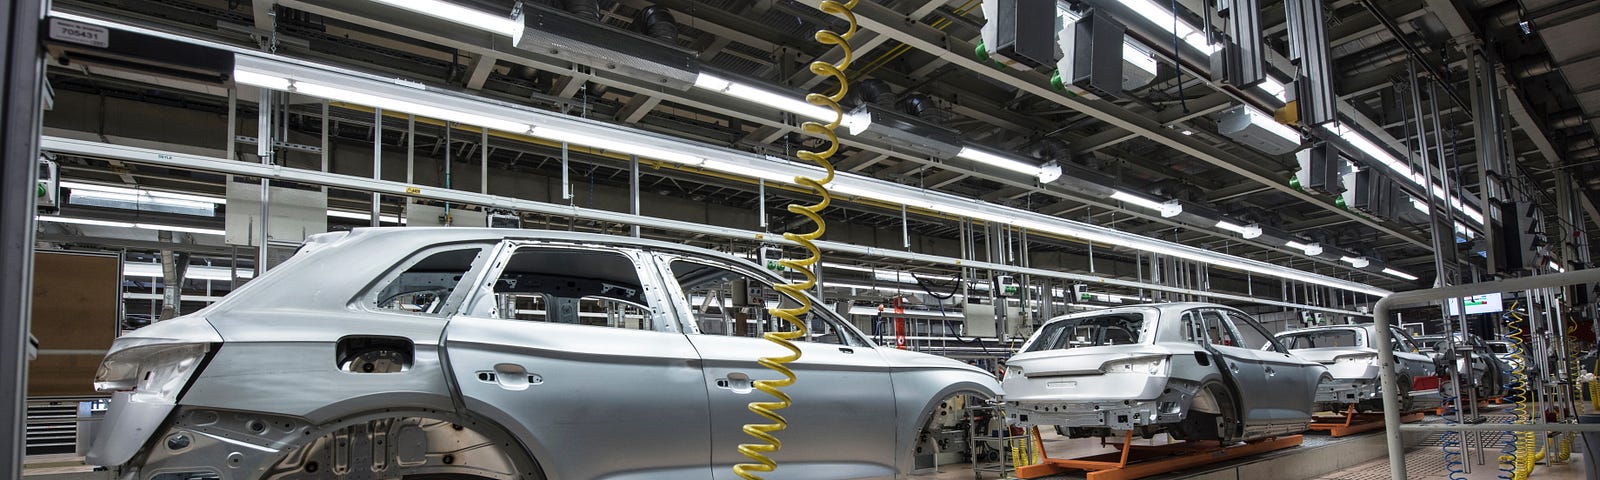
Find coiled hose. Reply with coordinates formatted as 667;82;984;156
1555;319;1580;462
1499;308;1544;480
1440;382;1468;480
1495;308;1532;480
730;1;856;478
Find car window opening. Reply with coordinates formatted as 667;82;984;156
1024;312;1146;352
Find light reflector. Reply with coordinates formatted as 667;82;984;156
1340;256;1370;268
1215;220;1262;239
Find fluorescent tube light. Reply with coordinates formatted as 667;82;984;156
233;68;533;134
1340;256;1371;268
1215;220;1262;239
956;146;1045;177
135;223;225;236
1119;0;1219;54
37;215;134;228
124;262;254;281
532;126;707;166
1382;268;1418;281
1109;190;1182;217
693;72;870;133
1239;105;1300;143
367;0;525;45
327;209;406;224
1547;261;1564;272
700;159;794;184
1285;241;1323;256
38;215;224;236
61;181;225;205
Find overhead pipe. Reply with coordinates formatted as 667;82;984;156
633;5;679;42
1357;0;1473;120
1550;109;1586;130
1512;56;1555;79
562;0;601;21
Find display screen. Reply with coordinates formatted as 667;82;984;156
1446;292;1503;315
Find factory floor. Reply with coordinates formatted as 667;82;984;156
909;408;1594;480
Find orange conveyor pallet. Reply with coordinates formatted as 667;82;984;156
1307;405;1426;437
1015;428;1303;480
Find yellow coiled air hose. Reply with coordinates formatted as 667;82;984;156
731;1;856;478
1556;319;1580;462
1499;306;1542;480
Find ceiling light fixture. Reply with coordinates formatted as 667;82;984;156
694;72;871;134
1382;268;1419;281
1285;240;1323;256
367;0;525;46
1340;256;1371;268
1215;220;1263;239
956;146;1048;177
1109;190;1183;217
233;69;534;134
531;126;707;166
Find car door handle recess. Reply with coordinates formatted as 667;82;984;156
477;363;542;391
838;347;854;354
715;372;753;394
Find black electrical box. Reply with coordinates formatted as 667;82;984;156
1301;142;1344;196
1061;11;1127;99
992;0;1058;69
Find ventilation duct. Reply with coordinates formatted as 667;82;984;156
633;5;678;43
562;0;601;21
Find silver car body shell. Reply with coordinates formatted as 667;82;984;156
1001;303;1327;441
1276;325;1436;405
84;228;1001;480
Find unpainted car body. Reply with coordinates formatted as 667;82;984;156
1275;324;1439;410
84;228;1001;480
1415;332;1513;398
1001;303;1329;443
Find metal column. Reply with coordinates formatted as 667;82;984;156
0;1;45;477
256;89;273;276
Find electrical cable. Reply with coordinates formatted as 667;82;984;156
731;1;855;478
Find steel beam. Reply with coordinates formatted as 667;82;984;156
797;0;1431;251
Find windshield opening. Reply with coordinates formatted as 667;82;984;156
1025;312;1147;352
1277;330;1359;349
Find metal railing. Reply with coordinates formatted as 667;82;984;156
1371;267;1600;479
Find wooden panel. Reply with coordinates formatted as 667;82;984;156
29;251;120;397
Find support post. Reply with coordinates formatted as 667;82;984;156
256;89;273;276
372;107;382;227
629;154;640;237
0;1;45;475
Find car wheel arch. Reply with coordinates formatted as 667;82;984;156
897;382;999;474
288;407;548;480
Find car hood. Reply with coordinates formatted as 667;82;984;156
1287;347;1377;364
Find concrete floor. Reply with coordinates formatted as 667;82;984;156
908;411;1595;480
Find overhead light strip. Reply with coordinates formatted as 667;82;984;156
365;0;525;46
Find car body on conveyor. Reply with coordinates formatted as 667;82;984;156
1001;303;1329;443
1275;324;1440;411
83;227;1002;480
1414;332;1514;398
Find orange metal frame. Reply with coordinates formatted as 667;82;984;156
1308;405;1425;437
1015;428;1303;480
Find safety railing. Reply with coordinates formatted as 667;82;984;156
1371;268;1600;479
